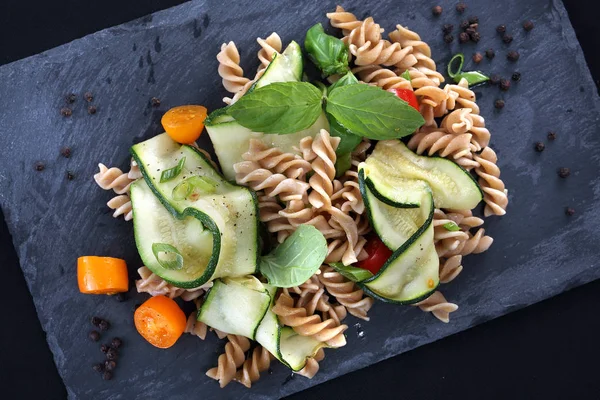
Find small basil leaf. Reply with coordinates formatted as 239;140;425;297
259;225;327;288
448;53;465;79
443;222;460;231
400;69;411;81
160;157;186;183
304;23;350;77
227;82;323;134
334;152;352;178
329;262;373;282
454;71;489;86
152;243;184;270
326;84;424;140
329;71;359;92
328;115;363;155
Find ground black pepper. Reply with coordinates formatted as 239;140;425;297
60;107;72;117
469;31;481;43
89;330;100;342
444;34;454;43
468;16;479;24
512;72;521;81
66;171;75;181
102;371;113;381
111;338;123;349
91;316;102;327
558;167;570;178
500;79;511;91
442;23;453;33
432;5;443;16
460;20;469;30
490;75;500;85
84;92;94;102
507;50;520;62
459;32;470;43
151;97;161;107
523;20;534;32
547;131;557;140
534;142;545;152
100;344;110;354
496;24;506;34
494;99;505;109
456;2;466;13
565;207;575;216
485;49;495;59
66;93;76;104
98;320;110;332
473;52;483;63
93;363;104;373
88;105;97;115
35;162;45;172
60;147;71;158
105;360;117;372
502;34;513;44
106;348;118;361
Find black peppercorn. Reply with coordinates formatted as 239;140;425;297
558;167;570;178
496;24;506;34
507;50;520;62
512;72;521;81
459;32;470;43
151;97;161;107
565;207;575;216
495;99;505;109
534;142;545;152
102;371;113;381
84;92;94;102
468;16;479;24
105;360;117;372
111;337;123;349
89;330;100;342
88;105;97;115
485;49;495;59
500;79;511;91
547;131;557;140
432;5;443;16
66;171;75;181
460;20;469;30
65;93;76;104
442;23;454;34
115;293;128;302
472;52;483;64
60;107;72;117
91;316;102;327
502;34;513;44
100;344;110;354
469;31;481;43
444;34;454;43
523;20;534;32
60;147;71;158
98;320;110;332
490;75;500;85
106;348;119;361
35;162;45;172
456;2;466;13
93;363;104;373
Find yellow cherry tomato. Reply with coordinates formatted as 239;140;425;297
161;105;208;144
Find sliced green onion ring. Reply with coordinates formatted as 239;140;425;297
172;176;218;201
454;71;490;86
160;157;186;183
152;243;184;270
447;53;465;79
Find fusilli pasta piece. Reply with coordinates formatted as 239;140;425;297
217;41;251;94
206;335;251;388
474;147;508;217
440;228;494;257
135;266;209;300
185;299;208;340
407;127;477;167
342;17;383;48
234;161;310;201
353;65;412;90
272;292;347;348
439;255;463;284
318;266;374;321
414;291;458;323
326;5;362;36
308;129;340;209
127;159;142;180
256;195;294;243
106;194;133;221
256;32;282;74
235;345;274;388
296;348;325;379
243;139;312;179
388;25;444;84
94;163;135;194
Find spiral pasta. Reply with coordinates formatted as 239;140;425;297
474;147;508;217
342;17;383;48
243;139;312;179
206;334;252;388
257;32;282;74
296;348;325;379
326;5;362;36
185;299;208;340
217;41;251;95
407;127;478;169
235;345;273;388
94;163;135;194
308;129;340;209
388;25;444;84
135;266;209;301
106;194;133;221
234;161;310;202
439;255;463;284
256;195;294;243
319;266;374;321
272;292;347;348
414;291;458;323
352;65;412;90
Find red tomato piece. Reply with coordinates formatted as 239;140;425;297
356;235;393;275
394;88;420;111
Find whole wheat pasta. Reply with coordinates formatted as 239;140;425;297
243;139;312;179
435;78;479;116
296;348;325;379
342;17;384;48
407;127;477;164
413;291;458;323
319;266;374;321
127;159;142;180
439;255;464;284
326;5;362;36
388;25;444;84
94;163;135;194
256;194;294;243
308;129;341;209
474;147;508;216
234;161;310;201
352;65;412;90
350;40;413;67
235;345;274;388
107;194;133;221
256;32;282;74
185;299;208;340
206;335;252;388
440;228;494;257
217;41;251;94
272;291;347;348
135;266;210;300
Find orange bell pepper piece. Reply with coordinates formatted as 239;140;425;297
134;295;187;349
161;105;208;144
77;256;129;295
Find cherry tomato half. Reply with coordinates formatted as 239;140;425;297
356;235;393;275
161;105;207;144
394;88;420;111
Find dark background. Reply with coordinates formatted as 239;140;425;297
1;1;598;399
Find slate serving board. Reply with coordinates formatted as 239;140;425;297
1;0;599;398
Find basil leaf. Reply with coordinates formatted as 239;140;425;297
454;71;489;86
259;225;327;288
328;115;363;155
172;176;218;201
329;71;359;92
160;157;186;183
443;222;460;231
227;82;323;134
326;84;424;140
447;53;465;79
400;69;411;81
329;262;373;282
152;243;184;270
334;152;352;178
305;23;350;77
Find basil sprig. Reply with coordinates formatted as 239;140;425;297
152;243;184;270
329;262;373;282
447;53;489;86
304;23;350;77
227;82;323;134
160;157;186;183
326;84;425;140
259;225;327;288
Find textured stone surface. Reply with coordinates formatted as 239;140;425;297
0;0;599;398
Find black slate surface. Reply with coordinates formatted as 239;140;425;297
0;0;599;398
